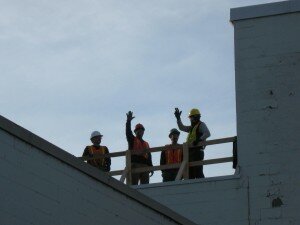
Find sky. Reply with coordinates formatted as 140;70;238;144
0;0;284;183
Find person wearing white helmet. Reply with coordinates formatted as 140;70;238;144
174;107;210;179
82;131;111;172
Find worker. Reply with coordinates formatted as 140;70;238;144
174;108;211;178
82;131;111;172
126;111;153;185
160;128;183;182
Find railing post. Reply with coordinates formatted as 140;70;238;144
120;167;127;183
125;150;132;185
232;137;238;169
175;161;186;180
182;142;189;179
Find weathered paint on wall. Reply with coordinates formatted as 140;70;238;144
0;128;190;225
139;2;300;225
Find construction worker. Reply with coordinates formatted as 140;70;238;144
126;111;153;185
160;128;183;182
174;108;210;179
82;131;111;172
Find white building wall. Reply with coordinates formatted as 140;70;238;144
0;127;189;225
137;176;249;225
233;9;300;225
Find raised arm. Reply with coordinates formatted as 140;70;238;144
174;108;191;133
126;111;135;146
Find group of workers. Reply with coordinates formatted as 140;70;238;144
82;108;211;185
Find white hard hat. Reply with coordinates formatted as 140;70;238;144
90;131;103;139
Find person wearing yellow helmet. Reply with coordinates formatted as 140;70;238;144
174;107;211;179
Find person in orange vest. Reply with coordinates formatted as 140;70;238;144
160;128;183;182
126;111;153;185
82;131;111;172
174;108;210;179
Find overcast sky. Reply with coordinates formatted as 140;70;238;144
0;0;283;183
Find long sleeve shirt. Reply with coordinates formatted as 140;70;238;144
126;121;153;166
177;119;211;141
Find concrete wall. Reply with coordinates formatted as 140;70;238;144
233;8;300;225
139;2;300;225
0;126;193;225
137;176;249;225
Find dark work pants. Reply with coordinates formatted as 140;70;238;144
162;170;178;182
131;163;149;185
189;149;204;179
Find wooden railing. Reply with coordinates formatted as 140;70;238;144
79;136;237;185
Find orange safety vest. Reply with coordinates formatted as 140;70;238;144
165;145;183;164
87;146;106;167
132;137;149;159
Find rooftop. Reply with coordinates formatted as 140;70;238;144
230;0;300;21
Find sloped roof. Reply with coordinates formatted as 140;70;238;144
0;115;197;225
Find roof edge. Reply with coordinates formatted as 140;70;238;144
0;115;197;225
230;1;300;22
135;174;241;190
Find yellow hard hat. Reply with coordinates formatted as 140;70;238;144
188;108;201;117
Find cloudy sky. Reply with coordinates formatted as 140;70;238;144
0;0;283;183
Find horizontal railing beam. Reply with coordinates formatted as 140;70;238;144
131;163;182;174
143;145;182;154
78;136;236;161
189;136;237;149
108;157;234;176
189;157;233;167
79;151;126;161
108;170;124;176
107;164;183;176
